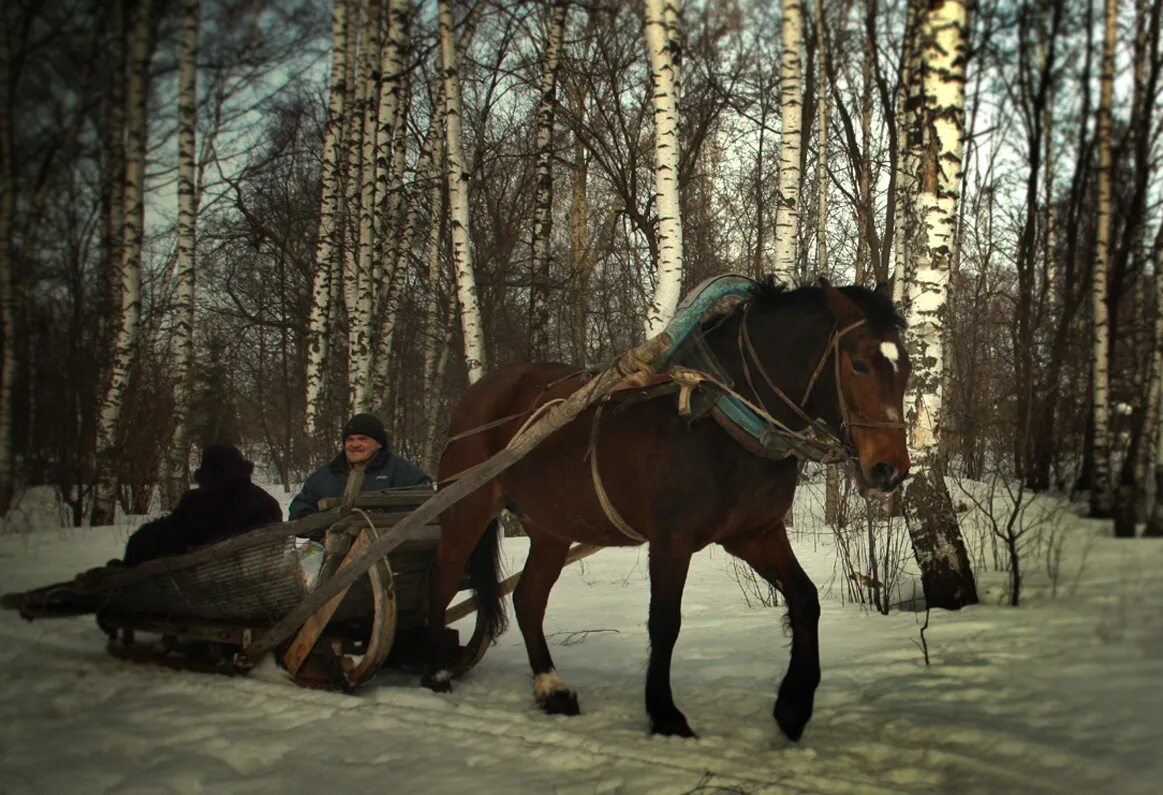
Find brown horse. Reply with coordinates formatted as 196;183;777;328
422;278;911;741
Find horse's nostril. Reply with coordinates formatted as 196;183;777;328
871;462;894;485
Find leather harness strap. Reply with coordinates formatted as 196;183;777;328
587;403;646;543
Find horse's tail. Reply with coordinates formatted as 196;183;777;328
467;517;508;641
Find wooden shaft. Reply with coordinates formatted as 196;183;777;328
281;528;374;676
443;543;603;624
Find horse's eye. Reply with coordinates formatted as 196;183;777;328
852;360;870;375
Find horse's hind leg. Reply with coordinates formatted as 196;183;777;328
722;523;820;741
513;534;579;715
421;487;499;693
645;539;696;737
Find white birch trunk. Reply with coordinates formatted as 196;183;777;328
0;8;14;515
371;3;413;404
339;0;367;413
529;0;568;360
375;0;408;238
164;0;200;506
305;0;350;437
349;0;382;413
643;0;684;339
1090;0;1118;517
421;102;449;470
907;2;967;465
439;0;487;383
93;0;152;525
370;86;411;410
902;0;978;609
772;0;804;285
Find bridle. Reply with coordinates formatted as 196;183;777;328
737;303;907;453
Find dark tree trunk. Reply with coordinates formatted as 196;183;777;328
904;471;979;610
1145;460;1163;537
1113;409;1144;537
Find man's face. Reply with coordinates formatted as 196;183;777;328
343;434;381;466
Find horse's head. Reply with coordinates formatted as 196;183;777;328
816;283;911;496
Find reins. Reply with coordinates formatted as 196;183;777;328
737;310;906;447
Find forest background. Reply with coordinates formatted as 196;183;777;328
0;0;1159;579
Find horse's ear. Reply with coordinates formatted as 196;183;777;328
875;280;892;299
822;284;865;326
817;275;832;288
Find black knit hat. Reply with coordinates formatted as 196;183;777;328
342;413;388;448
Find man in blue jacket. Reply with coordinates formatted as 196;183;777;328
288;413;432;520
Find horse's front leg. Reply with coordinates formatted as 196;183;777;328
646;539;696;738
722;523;820;741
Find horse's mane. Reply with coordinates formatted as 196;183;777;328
747;275;905;332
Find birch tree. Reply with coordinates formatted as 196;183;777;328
772;0;804;285
529;0;569;360
305;0;350;437
370;0;413;406
163;0;201;507
901;0;978;610
643;0;684;339
422;107;450;471
439;0;487;383
93;0;153;526
348;0;382;413
1089;0;1118;519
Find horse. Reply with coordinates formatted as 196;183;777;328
421;277;911;741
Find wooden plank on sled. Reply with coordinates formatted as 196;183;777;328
318;487;437;512
444;543;603;624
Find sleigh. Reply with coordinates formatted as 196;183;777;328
1;470;600;690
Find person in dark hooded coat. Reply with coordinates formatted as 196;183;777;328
120;445;282;566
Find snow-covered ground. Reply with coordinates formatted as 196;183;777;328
1;482;1161;794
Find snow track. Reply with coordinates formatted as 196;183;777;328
2;505;1162;794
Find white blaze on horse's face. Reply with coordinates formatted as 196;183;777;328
879;341;901;373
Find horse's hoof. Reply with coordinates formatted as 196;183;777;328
421;671;453;693
541;689;580;716
773;696;811;741
650;716;697;739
